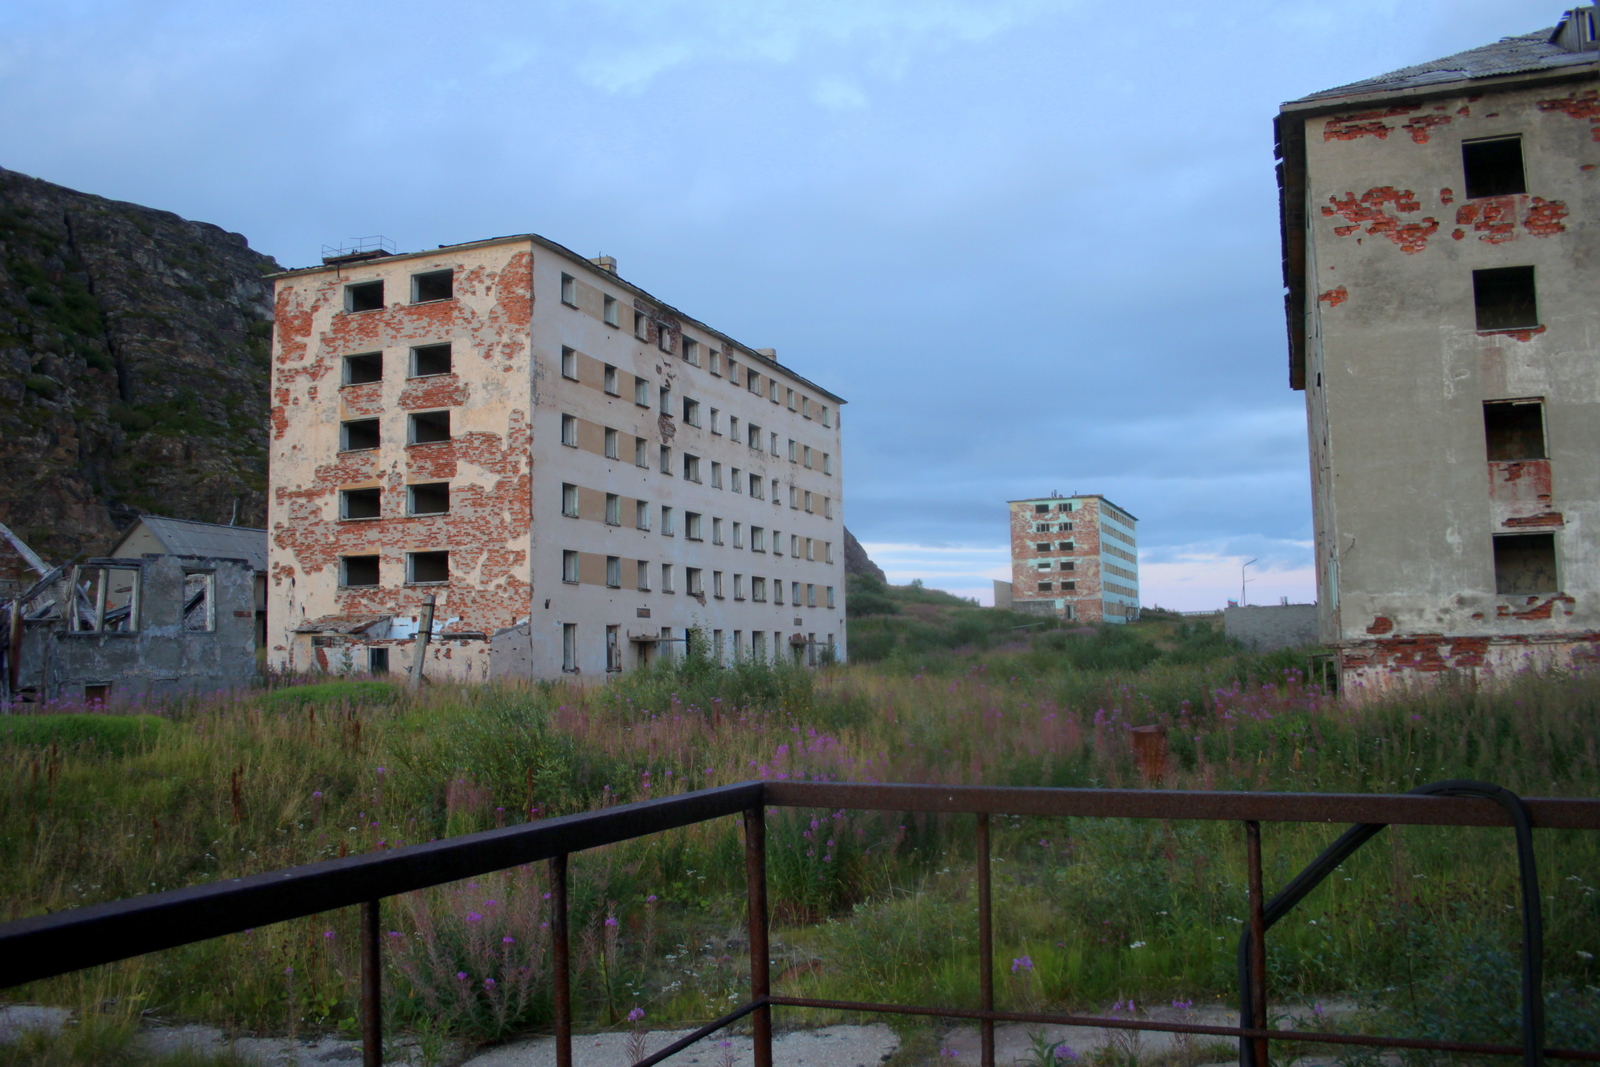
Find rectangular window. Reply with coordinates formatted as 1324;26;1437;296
775;581;785;605
657;324;673;354
1036;542;1052;552
604;364;619;394
786;387;796;410
412;270;452;303
345;280;383;312
659;385;671;412
1037;562;1053;571
684;397;701;426
787;438;797;462
562;483;579;517
771;478;780;502
686;567;703;596
710;408;721;435
753;576;767;602
712;628;723;664
752;630;767;659
561;414;577;446
826;585;835;608
748;424;761;450
369;647;389;674
603;294;618;326
1059;503;1073;512
729;415;739;439
636;500;650;529
561;346;577;379
1061;541;1075;551
661;506;675;536
1495;533;1557;594
769;432;779;456
734;574;745;600
181;571;214;632
686;511;703;540
409;411;451;444
660;444;672;474
773;531;783;557
711;352;723;376
768;379;779;403
820;406;831;428
1062;560;1075;571
805;537;814;561
824;541;833;564
606;556;621;588
1039;581;1054;592
604;428;619;459
790;534;800;557
563;550;579;583
1063;581;1076;591
1035;504;1051;514
713;571;724;598
340;487;381;520
343;352;382;385
635;437;648;467
408;483;449;516
711;461;723;488
801;396;811;419
341;555;380;587
752;526;766;552
561;273;577;306
1485;400;1546;460
606;624;622;672
563;623;577;672
662;563;675;593
605;493;621;525
341;418;380;452
804;491;813;513
635;311;649;340
407;551;449;584
635;377;650;406
683;337;700;366
733;522;743;548
732;467;743;494
750;474;763;499
805;582;814;607
1474;266;1538;331
748;371;761;395
1463;136;1526;199
683;453;701;482
411;343;452;377
712;517;724;544
823;453;832;475
803;445;813;468
637;560;651;591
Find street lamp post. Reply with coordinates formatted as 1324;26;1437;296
1241;558;1257;607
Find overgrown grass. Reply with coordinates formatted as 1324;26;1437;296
1;632;1596;1061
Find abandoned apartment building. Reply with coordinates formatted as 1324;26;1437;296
995;494;1139;624
269;235;847;682
1277;5;1600;691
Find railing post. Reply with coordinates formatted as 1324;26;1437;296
551;853;572;1067
977;813;994;1067
360;899;382;1067
1245;821;1268;1067
744;807;772;1067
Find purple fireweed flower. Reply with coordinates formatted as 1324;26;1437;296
503;936;516;944
285;966;294;976
466;912;483;923
605;916;619;927
1055;1047;1078;1062
484;978;497;989
647;895;657;902
484;899;498;907
388;931;404;939
456;972;469;981
628;1007;646;1022
324;930;336;939
1011;956;1033;973
313;791;323;798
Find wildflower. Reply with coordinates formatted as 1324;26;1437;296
717;1041;732;1049
284;966;295;976
388;931;404;939
457;971;469;980
1011;956;1033;973
647;895;657;902
1171;999;1193;1011
628;1007;646;1022
605;916;620;927
503;936;516;944
484;899;498;908
484;977;497;989
312;791;323;799
466;912;483;923
324;930;336;939
1056;1048;1078;1062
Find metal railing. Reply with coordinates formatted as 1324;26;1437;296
3;781;1598;1067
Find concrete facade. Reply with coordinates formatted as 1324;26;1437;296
1006;494;1139;624
268;235;847;682
1276;7;1600;693
1223;604;1321;652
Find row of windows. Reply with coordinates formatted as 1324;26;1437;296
341;412;450;451
558;273;834;428
1033;540;1075;553
342;345;453;384
561;623;836;673
1032;502;1077;514
559;490;835;559
340;552;448;587
339;484;448;519
1037;581;1076;592
560;551;836;606
342;270;453;313
1034;560;1075;571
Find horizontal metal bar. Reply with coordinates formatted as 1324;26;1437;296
0;782;763;989
764;997;1600;1061
763;782;1600;829
629;1000;766;1067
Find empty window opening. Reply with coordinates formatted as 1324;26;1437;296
604;364;618;394
635;311;649;340
1463;136;1526;199
1494;533;1557;594
660;445;672;473
563;483;579;517
368;647;389;674
409;411;451;444
604;295;619;326
605;428;619;459
660;385;671;412
606;556;621;588
1474;266;1538;331
341;487;382;520
407;551;449;585
563;623;578;672
636;500;650;529
341;419;380;452
182;572;214;631
563;550;579;583
683;337;700;365
561;414;578;446
684;397;700;426
1039;581;1054;592
637;560;650;591
561;346;577;379
606;493;621;525
1035;542;1051;552
635;377;650;406
412;270;453;303
344;352;382;385
411;343;452;377
658;324;674;353
345;281;383;312
84;684;109;704
409;482;450;515
607;625;622;672
341;555;380;587
561;274;577;306
1484;400;1547;461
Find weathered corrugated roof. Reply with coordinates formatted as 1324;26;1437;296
119;516;268;572
1291;24;1596;104
294;615;391;635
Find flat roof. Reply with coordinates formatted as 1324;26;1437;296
269;231;846;406
1008;494;1138;522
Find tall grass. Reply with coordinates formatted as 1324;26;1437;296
1;633;1597;1057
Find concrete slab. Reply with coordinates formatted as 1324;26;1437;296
464;1025;898;1067
0;1004;72;1042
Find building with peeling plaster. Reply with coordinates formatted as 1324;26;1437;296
268;236;847;682
1003;494;1139;624
1276;6;1600;694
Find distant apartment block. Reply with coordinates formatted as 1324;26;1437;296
268;235;846;681
1004;495;1139;623
1276;5;1599;693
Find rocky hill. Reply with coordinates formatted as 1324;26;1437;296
0;167;280;563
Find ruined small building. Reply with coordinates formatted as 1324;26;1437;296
1003;494;1139;623
109;516;268;646
268;236;847;681
1276;6;1600;692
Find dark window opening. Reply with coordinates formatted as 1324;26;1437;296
182;572;213;631
369;647;389;674
1061;560;1075;571
411;343;452;377
341;555;380;587
1494;533;1557;594
1063;581;1076;591
344;352;382;385
409;411;451;444
1484;400;1546;461
84;684;109;704
408;550;449;584
1035;543;1051;552
412;270;453;303
409;482;450;515
1039;582;1053;591
1034;504;1050;514
346;281;384;312
341;419;380;452
1474;266;1538;331
341;487;382;519
1463;137;1526;199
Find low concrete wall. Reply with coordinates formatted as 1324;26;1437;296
1224;604;1320;652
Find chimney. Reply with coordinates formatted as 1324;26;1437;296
1550;5;1599;51
589;255;618;274
755;348;777;358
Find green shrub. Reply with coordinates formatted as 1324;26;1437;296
0;714;164;754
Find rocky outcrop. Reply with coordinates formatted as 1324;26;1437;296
0;168;281;563
843;527;886;583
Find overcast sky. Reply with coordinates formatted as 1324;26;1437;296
0;0;1568;608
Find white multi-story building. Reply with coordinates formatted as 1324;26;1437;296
267;235;846;681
